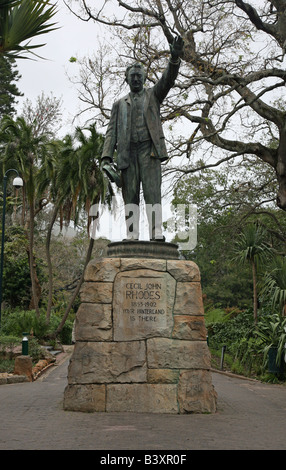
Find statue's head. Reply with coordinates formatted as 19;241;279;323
125;62;146;92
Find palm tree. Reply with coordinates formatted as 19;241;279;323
0;114;51;314
233;223;272;324
50;124;115;336
262;256;286;316
36;138;59;321
0;0;58;59
0;118;115;333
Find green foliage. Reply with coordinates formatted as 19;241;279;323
228;337;264;376
1;309;47;337
0;358;14;373
207;309;255;349
0;226;46;309
255;312;286;368
0;335;20;358
0;113;111;334
259;373;284;384
233;223;273;323
2;226;31;307
0;334;21;372
0;55;22;118
208;306;286;379
262;256;286;315
27;336;46;362
47;313;73;345
169;164;285;311
233;223;272;268
207;308;265;376
205;308;230;325
0;308;73;344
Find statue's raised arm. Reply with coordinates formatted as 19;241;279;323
153;35;184;104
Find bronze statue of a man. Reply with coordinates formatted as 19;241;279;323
102;36;184;241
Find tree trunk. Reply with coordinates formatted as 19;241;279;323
52;236;95;337
21;185;26;227
27;198;41;316
252;260;258;325
276;123;286;210
45;204;59;323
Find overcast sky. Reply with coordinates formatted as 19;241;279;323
15;0;104;136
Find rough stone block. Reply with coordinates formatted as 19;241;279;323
7;375;28;384
67;341;147;384
106;384;178;413
120;258;166;272
75;303;112;341
147;368;180;384
14;355;33;382
178;370;217;414
147;338;211;370
80;281;113;304
84;258;120;282
172;315;207;341
63;384;106;412
167;260;200;281
173;282;204;315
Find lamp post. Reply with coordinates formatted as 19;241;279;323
0;169;23;327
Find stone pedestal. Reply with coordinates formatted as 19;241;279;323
14;355;33;382
63;251;217;413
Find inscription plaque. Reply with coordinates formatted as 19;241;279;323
113;270;175;341
123;278;167;325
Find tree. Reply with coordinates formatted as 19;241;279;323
0;0;58;59
233;223;272;323
170;166;255;308
0;115;51;314
234;0;286;50
2;225;32;308
51;123;115;336
0;113;114;338
67;1;286;212
0;55;22;118
21;91;62;139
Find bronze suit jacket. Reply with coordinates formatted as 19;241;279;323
102;58;181;170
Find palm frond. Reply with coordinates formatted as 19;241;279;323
262;256;286;314
233;223;272;266
0;0;58;58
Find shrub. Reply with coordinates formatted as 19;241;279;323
1;309;49;338
0;335;21;359
48;314;73;345
207;308;255;349
205;308;228;326
207;309;267;377
1;308;74;344
0;359;15;373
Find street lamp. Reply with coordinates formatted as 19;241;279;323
0;169;23;327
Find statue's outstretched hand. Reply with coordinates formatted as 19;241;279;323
101;158;122;188
101;157;112;171
170;35;184;61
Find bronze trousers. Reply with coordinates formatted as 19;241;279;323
121;140;163;240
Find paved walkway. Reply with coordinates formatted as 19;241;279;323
0;351;285;450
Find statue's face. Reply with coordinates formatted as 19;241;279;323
127;68;144;92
